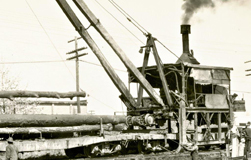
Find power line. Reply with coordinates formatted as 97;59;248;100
0;1;140;115
2;4;251;58
25;0;75;80
79;60;127;72
1;1;251;49
0;60;127;72
88;95;118;111
0;60;65;64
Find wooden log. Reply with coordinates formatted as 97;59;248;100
34;100;87;106
0;115;126;127
15;100;87;106
0;91;86;99
0;123;127;134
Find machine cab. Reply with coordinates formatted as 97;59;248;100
129;62;233;110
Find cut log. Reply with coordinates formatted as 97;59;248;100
34;100;87;106
15;100;87;106
0;123;127;134
0;91;86;99
0;115;126;127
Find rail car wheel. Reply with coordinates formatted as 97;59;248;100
167;140;179;151
204;145;211;150
65;147;82;158
120;146;128;155
116;142;126;155
137;141;146;154
83;146;94;158
219;144;226;149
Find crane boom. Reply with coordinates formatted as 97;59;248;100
56;0;138;110
70;0;165;107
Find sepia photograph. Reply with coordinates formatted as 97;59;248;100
0;0;251;159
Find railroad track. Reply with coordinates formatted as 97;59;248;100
6;148;242;160
60;150;224;160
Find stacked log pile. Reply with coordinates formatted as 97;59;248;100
0;114;127;135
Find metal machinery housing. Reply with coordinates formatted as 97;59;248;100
129;62;233;147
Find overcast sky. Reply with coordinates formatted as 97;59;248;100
0;0;251;115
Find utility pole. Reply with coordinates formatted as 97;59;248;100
88;110;95;115
245;60;251;76
67;36;87;114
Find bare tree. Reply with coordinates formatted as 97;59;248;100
0;67;41;114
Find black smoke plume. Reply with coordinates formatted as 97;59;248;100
181;0;243;24
182;0;215;24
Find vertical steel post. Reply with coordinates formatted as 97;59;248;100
218;113;222;141
194;112;198;143
179;64;187;145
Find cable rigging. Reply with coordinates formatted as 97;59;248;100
107;0;180;60
108;0;148;36
94;0;144;45
156;40;180;59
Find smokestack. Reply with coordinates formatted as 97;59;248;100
176;25;200;64
181;24;190;54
